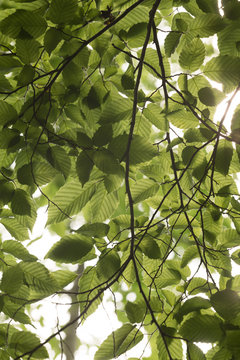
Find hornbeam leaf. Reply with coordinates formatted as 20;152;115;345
187;343;206;360
204;56;240;88
78;266;103;319
48;0;78;24
45;234;93;263
9;331;48;359
164;31;181;57
94;324;143;360
0;100;17;126
47;180;96;224
215;140;233;175
179;38;205;71
179;314;223;342
16;39;40;64
131;178;159;204
2;240;37;262
0;265;23;294
211;290;240;321
76;151;94;186
11;189;32;216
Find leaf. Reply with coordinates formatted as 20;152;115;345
94;324;143;360
0;10;47;39
187;343;206;360
164;31;181;57
92;125;113;146
131;179;159;204
45;234;93;264
76;151;94;186
179;314;223;342
93;149;123;175
125;301;146;323
179;38;205;71
96;250;121;281
52;270;77;288
2;240;37;262
78;266;102;318
0;56;21;73
215;140;233;175
1;218;29;241
175;296;211;322
76;223;109;237
108;134;158;165
86;183;119;222
48;0;78;24
44;28;62;55
204;56;240;88
16;39;40;64
211;290;240;321
19;262;59;295
11;189;32;216
0;100;17;126
17;65;35;86
9;331;48;359
188;14;225;37
46;146;71;179
198;87;224;106
0;265;23;294
47;180;96;224
196;0;219;13
139;237;161;259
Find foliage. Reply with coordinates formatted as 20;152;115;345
0;0;240;359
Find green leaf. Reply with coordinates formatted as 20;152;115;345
176;296;211;322
19;262;59;295
0;56;21;73
0;265;23;294
188;14;224;37
2;240;37;262
76;151;94;186
215;140;233;175
86;183;119;222
93;149;123;175
139;237;161;259
196;0;219;13
46;146;71;179
1;218;29;241
44;28;62;55
47;180;96;224
0;100;17;126
93;125;113;147
76;223;109;237
45;234;93;264
125;301;146;323
179;314;223;342
198;87;224;106
0;10;47;39
9;331;48;359
131;179;159;204
78;266;102;318
109;134;158;165
179;38;205;71
52;269;77;288
11;189;32;216
94;324;143;360
48;0;78;24
17;64;35;86
187;343;206;360
16;39;40;64
211;290;240;321
164;31;181;57
96;249;121;281
204;56;240;88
